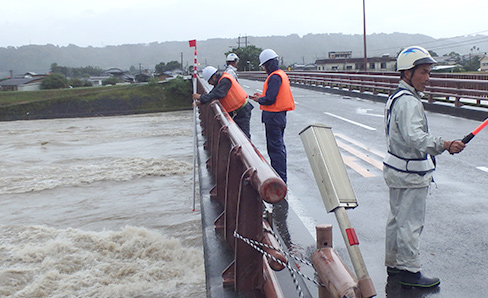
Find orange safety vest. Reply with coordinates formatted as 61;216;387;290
218;72;248;112
260;69;295;112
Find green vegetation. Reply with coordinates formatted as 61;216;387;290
0;77;192;121
225;45;263;71
102;76;123;86
50;63;104;77
155;61;182;74
41;73;69;89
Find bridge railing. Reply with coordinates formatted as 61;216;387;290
196;76;288;297
239;71;488;108
195;75;374;298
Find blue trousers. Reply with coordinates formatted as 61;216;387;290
232;102;253;139
265;123;287;183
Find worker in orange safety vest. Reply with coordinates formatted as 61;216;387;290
193;66;253;139
250;49;294;183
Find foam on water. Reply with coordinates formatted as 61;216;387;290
0;157;192;195
0;111;206;297
0;225;205;298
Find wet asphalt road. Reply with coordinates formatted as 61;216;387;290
239;78;488;298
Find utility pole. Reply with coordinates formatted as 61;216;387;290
237;35;249;48
181;52;183;71
362;0;368;71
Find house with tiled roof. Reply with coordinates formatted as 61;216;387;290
0;72;47;91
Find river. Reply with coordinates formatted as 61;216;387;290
0;111;206;298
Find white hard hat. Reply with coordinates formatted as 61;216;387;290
226;53;239;62
259;49;279;66
202;66;218;82
396;46;437;71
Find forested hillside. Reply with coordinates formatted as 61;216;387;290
1;33;485;77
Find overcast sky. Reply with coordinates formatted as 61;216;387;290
2;0;487;48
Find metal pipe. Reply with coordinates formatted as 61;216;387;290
334;207;376;297
314;224;361;298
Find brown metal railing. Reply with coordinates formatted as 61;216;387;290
196;76;287;298
196;75;377;298
239;71;488;108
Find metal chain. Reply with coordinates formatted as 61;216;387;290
233;230;324;289
233;230;305;298
263;227;316;269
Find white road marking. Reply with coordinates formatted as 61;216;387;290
356;108;384;118
476;166;488;173
324;112;376;131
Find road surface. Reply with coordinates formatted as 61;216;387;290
238;78;488;298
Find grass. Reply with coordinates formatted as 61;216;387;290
0;85;132;106
0;79;193;121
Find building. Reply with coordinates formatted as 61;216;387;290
103;68;135;83
328;51;352;59
315;54;396;72
0;72;47;91
480;56;488;72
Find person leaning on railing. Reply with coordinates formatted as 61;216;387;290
193;66;253;139
383;45;465;289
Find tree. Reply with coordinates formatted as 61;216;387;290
225;45;263;71
461;55;481;71
155;61;182;74
102;77;122;86
428;50;438;57
50;63;104;78
155;62;166;74
41;73;68;89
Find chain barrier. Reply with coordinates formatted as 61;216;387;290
234;230;325;298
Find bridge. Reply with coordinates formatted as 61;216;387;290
194;71;488;298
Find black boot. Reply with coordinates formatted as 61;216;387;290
387;267;400;276
400;270;440;288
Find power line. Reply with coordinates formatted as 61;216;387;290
369;30;488;55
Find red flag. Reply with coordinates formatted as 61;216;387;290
188;39;196;47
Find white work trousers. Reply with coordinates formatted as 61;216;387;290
385;186;428;272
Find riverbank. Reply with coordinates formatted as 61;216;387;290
0;78;192;121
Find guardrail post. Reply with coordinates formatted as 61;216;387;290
313;224;361;298
234;168;264;297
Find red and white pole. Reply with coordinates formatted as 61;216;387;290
189;39;197;93
189;39;197;211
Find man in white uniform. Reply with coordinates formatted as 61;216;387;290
383;46;465;288
225;53;239;81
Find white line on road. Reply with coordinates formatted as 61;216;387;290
477;166;488;173
356;108;384;118
324;112;377;131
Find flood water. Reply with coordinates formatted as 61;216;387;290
0;111;206;297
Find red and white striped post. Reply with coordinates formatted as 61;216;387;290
189;39;197;211
189;39;197;93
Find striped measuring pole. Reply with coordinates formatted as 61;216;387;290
189;39;197;211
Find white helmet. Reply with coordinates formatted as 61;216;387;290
397;46;437;71
202;66;218;82
259;49;279;66
226;53;239;62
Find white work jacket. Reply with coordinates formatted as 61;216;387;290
383;80;445;188
224;65;238;81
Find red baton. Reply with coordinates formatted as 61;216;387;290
462;117;488;144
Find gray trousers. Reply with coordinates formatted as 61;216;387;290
385;186;428;272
